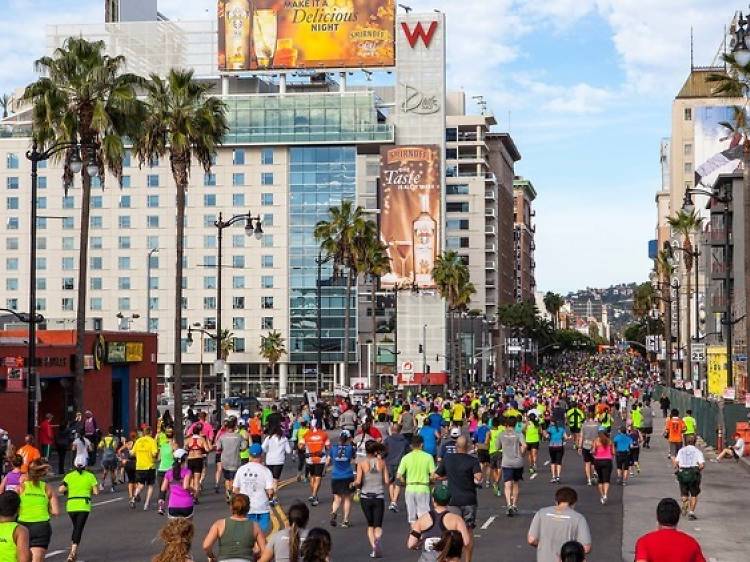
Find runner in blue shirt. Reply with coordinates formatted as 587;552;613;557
418;424;440;458
546;420;568;483
329;431;355;527
613;426;633;486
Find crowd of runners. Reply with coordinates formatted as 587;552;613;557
0;350;710;561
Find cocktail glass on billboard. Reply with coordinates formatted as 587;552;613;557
253;9;278;69
224;0;252;70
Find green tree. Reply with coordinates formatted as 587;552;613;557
134;69;227;440
23;37;143;411
219;329;235;361
632;282;656;320
543;292;564;329
259;330;287;377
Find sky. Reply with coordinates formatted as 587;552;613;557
0;0;741;293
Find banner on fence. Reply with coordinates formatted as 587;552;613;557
707;345;728;396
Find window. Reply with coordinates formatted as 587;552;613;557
118;297;131;311
262;213;273;227
204;235;217;249
118;257;131;270
232;193;245;207
232;235;245;248
36;196;47;209
36;237;46;250
446;219;469;230
204;276;217;289
123;150;132;167
204;296;216;309
261;275;274;289
147;195;159;208
149;277;159;289
90;237;103;250
684;108;692;121
203;214;216;227
233;296;245;309
149;297;159;310
232;255;245;268
233;338;246;353
118;216;131;229
90;256;103;270
121;175;131;188
262;317;274;330
90;216;103;229
261;148;274;165
7;217;19;230
90;298;102;311
147;216;160;228
62;298;74;311
37;217;47;230
261;296;274;309
446;148;457;159
261;193;273;206
119;195;131;208
148;318;159;332
63;196;75;209
62;237;75;250
6;197;18;209
181;297;188;310
262;255;274;268
203;255;217;267
232;276;245;289
232;173;245;187
261;234;273;248
5;298;18;310
147;174;159;187
149;254;159;269
233;148;245;165
147;236;159;250
459;255;470;266
684;143;693;156
233;317;245;330
118;277;131;290
446;202;469;213
63;217;74;229
62;257;75;270
6;153;19;168
446;237;470;249
35;278;46;290
5;237;18;250
5;176;20;190
684;162;693;174
37;177;47;189
261;172;273;185
35;298;46;311
204;338;217;353
91;195;102;209
204;173;217;186
118;236;131;249
149;155;159;167
446;184;470;195
204;193;216;207
6;278;18;291
61;277;74;290
6;258;18;270
89;278;101;290
36;257;47;270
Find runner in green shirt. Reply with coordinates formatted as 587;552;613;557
683;410;697;439
59;467;99;561
488;418;504;496
0;491;30;562
396;436;436;524
156;427;176;516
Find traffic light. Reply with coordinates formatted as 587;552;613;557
425;365;431;373
418;344;423;353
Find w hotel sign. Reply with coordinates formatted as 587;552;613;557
394;13;446;146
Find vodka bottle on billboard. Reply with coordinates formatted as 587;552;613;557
224;0;252;70
412;193;437;287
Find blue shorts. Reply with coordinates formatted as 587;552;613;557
247;512;272;534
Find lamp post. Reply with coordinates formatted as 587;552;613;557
146;248;159;332
186;324;217;408
25;138;97;436
650;270;673;387
315;252;333;394
213;211;262;419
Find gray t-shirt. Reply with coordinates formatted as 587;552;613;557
500;430;525;468
218;432;244;471
267;527;309;562
339;409;357;431
641;407;653;428
528;506;591;562
400;411;415;434
581;421;599;450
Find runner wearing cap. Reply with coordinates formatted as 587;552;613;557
233;444;275;535
438;427;460;465
160;449;194;518
329;430;355;528
303;420;330;507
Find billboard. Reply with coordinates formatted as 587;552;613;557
218;0;395;71
694;106;743;191
707;345;727;396
380;145;440;289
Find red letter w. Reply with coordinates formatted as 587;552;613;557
401;21;438;48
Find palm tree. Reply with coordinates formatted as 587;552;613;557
0;94;11;118
632;282;656;320
260;330;287;393
433;250;475;387
133;69;227;442
543;292;564;329
23;37;143;411
314;201;372;385
667;209;703;380
218;329;235;361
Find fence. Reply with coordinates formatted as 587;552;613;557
654;386;748;448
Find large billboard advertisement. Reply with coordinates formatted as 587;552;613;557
694;106;743;190
218;0;395;71
707;345;728;396
380;145;441;289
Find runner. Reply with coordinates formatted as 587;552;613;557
329;431;355;528
673;435;704;521
565;403;585;451
118;431;137;505
131;426;158;511
665;409;686;460
156;426;177;514
218;418;245;503
262;424;290;500
70;433;91;471
396;436;436;524
59;461;99;561
160;449;194;519
17;460;58;562
628;425;642;476
488;416;504;495
406;485;471;562
682;410;697;444
613;425;633;486
499;416;526;516
353;440;388;558
0;456;23;494
580;408;599;486
302;420;330;507
97;427;119;493
232;444;275;536
473;414;491;487
545;418;568;484
258;502;309;562
185;424;211;503
0;490;31;562
202;493;267;561
592;430;614;504
383;423;409;513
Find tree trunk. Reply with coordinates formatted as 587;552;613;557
370;276;377;389
685;265;692;384
743;145;750;393
342;267;354;387
172;165;187;446
73;167;92;413
448;309;454;389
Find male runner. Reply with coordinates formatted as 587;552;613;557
500;416;526;517
303;420;330;506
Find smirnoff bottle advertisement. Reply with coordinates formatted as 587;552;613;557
379;145;441;289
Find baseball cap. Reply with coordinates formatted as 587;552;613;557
249;443;263;457
340;429;351;439
174;448;187;460
450;427;461;438
310;419;318;429
432;485;451;506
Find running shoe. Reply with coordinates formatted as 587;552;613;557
214;485;220;494
129;498;135;509
530;472;538;480
330;513;337;527
549;477;557;483
312;497;320;506
134;493;141;503
506;506;514;517
374;538;382;558
341;520;351;528
688;512;697;520
308;496;315;503
143;502;149;511
110;486;115;493
586;479;592;486
388;502;399;513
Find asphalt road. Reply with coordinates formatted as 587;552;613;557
39;435;632;562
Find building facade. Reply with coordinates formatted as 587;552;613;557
513;177;537;302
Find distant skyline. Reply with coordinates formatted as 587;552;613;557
0;0;741;293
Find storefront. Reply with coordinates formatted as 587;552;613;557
0;330;157;443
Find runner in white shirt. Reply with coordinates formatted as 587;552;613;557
233;443;275;536
672;436;705;521
262;426;292;500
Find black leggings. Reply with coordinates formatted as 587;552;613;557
69;511;89;545
594;459;613;484
360;497;385;528
158;471;168;501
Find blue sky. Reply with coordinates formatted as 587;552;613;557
0;0;740;293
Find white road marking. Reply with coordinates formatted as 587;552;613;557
480;515;496;530
92;497;124;507
44;550;65;558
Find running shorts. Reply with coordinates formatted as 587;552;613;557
526;442;540;451
308;463;325;477
360;496;385;527
502;467;523;482
548;446;564;464
19;521;51;549
268;464;284;480
476;449;490;464
248;512;272;534
490;452;503;470
594;459;612;483
615;452;630;470
222;469;237;481
629;448;640;463
582;448;594;464
136;469;156;485
331;477;354;496
187;458;204;474
168;506;194;519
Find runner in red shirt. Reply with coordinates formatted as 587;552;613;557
635;498;706;562
303;420;330;506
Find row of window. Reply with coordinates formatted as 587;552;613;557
6;274;276;292
4;253;277;271
5;294;275;311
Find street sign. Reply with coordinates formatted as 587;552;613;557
691;343;706;363
401;361;414;382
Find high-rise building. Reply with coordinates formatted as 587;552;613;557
513;176;536;302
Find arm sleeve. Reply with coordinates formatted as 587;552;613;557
577;516;592;546
527;511;541;540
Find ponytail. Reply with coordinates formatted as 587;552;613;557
287;502;309;562
172;458;182;481
436;530;464;562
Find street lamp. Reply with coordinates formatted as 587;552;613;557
732;11;750;67
213;211;262;419
116;312;140;331
25;138;96;436
146;248;159;332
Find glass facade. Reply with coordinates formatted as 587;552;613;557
289;146;357;365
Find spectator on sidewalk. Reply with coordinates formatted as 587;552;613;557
641;404;654;449
634;498;706;562
673;435;704;521
527;487;591;562
38;414;55;461
83;411;99;467
659;395;670;418
713;433;746;462
664;410;686;459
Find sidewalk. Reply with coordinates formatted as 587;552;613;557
621;411;749;562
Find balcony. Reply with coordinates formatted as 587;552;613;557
711;296;728;308
711;263;729;276
485;189;496;200
485;244;496;253
485;208;496;218
486;261;497;270
485;226;497;236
